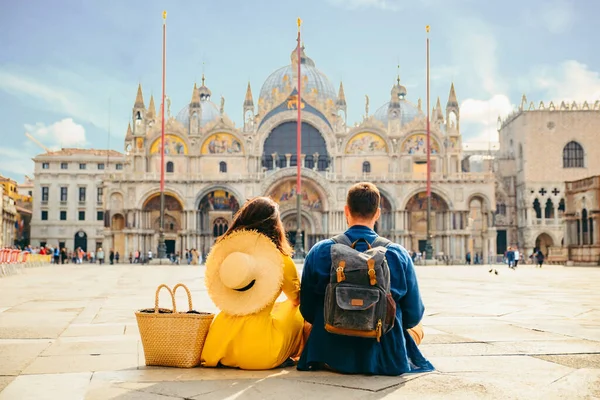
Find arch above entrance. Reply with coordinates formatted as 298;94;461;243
266;179;326;213
405;192;449;211
195;185;245;210
143;193;184;211
138;188;186;210
261;168;333;210
400;187;452;210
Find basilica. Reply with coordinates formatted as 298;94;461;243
102;44;497;261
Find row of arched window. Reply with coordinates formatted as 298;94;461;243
164;161;228;174
532;198;565;219
563;141;584;168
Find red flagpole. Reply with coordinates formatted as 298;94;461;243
425;25;432;260
296;20;302;200
294;18;304;258
160;12;166;195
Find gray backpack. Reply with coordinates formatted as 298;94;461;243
324;234;396;342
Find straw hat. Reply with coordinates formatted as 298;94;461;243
205;230;284;316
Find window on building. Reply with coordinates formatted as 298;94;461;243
41;210;48;221
97;211;104;221
219;161;227;173
558;198;565;214
563;141;584;168
60;162;68;170
533;198;542;219
98;163;105;170
79;187;86;202
362;161;371;174
544;198;554;219
97;187;103;203
116;163;123;170
60;187;68;202
166;161;174;173
42;162;49;169
305;155;314;169
582;209;589;245
41;187;49;202
60;211;67;221
78;211;85;221
79;163;86;170
496;203;506;215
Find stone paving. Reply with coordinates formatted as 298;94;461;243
0;263;599;399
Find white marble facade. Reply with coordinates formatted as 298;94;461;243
100;44;496;261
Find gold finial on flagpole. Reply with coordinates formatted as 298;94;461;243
163;10;167;20
297;17;302;31
426;25;430;33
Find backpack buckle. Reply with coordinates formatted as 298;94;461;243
336;260;346;282
367;259;377;285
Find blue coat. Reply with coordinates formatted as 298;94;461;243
298;225;434;375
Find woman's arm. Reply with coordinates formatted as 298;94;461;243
281;256;300;306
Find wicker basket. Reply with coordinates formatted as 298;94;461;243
135;283;214;368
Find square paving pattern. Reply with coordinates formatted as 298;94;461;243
1;263;599;399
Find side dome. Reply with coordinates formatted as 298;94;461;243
374;100;420;126
176;100;220;128
259;45;337;108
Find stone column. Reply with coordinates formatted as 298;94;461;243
271;153;278;169
301;154;306;168
285;153;291;168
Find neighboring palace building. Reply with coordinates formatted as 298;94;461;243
100;44;496;261
30;149;125;252
564;176;599;265
496;97;600;261
0;185;17;248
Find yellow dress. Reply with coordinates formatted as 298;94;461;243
201;255;304;370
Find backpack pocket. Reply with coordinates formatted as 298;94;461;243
325;284;382;339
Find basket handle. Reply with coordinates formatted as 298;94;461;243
154;284;176;313
173;283;193;312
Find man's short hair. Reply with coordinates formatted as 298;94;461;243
347;182;380;219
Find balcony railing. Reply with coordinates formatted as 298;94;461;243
533;218;562;226
108;169;495;183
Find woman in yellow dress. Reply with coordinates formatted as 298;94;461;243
201;197;305;370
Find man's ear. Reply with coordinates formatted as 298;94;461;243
374;207;381;222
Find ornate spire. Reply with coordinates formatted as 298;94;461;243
147;95;156;118
134;84;145;108
336;82;346;107
447;82;458;107
190;82;201;106
126;122;132;137
198;74;212;101
436;96;444;120
244;82;254;108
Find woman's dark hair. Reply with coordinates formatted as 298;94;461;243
218;196;292;256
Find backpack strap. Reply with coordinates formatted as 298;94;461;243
371;236;392;249
331;234;353;247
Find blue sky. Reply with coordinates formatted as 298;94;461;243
1;0;599;181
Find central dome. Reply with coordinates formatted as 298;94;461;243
259;46;336;106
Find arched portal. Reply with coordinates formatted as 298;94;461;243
405;192;449;254
142;194;184;256
197;189;241;255
262;122;329;171
535;233;554;256
267;178;326;252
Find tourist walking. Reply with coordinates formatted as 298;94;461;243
109;249;115;265
115;251;120;264
97;248;105;264
535;249;545;268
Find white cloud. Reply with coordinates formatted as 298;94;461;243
24;119;87;149
533;60;600;103
460;95;514;144
0;147;35;179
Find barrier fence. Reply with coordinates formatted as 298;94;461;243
0;249;52;277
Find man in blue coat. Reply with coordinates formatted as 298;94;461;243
298;182;434;375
